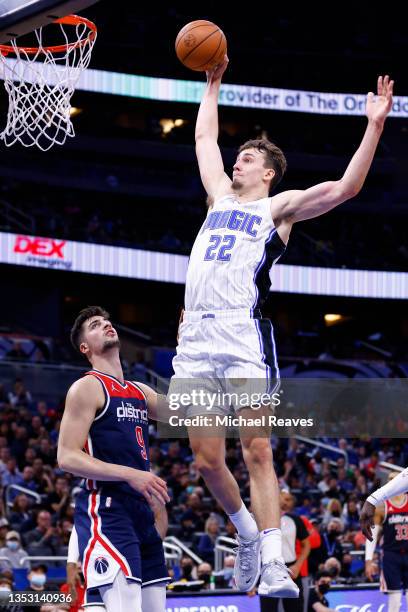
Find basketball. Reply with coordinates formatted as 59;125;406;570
175;20;227;72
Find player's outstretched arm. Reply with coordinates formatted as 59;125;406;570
57;376;169;505
273;75;394;225
195;56;232;204
136;382;173;423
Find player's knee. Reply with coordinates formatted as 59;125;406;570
194;449;225;477
242;438;272;468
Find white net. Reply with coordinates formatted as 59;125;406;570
0;16;96;151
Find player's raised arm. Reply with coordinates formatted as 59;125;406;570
195;57;232;204
57;376;169;505
273;75;394;225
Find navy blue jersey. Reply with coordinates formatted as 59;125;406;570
383;496;408;552
81;370;150;500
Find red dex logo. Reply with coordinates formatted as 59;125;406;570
13;235;66;259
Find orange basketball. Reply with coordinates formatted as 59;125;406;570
175;20;227;72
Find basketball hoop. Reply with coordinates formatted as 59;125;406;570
0;15;97;151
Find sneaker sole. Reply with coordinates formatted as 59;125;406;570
258;586;300;598
234;539;261;591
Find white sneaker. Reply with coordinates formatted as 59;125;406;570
233;534;261;591
258;559;300;598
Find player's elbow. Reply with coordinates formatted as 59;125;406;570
57;446;72;472
337;179;360;200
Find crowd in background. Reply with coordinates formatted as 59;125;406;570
0;375;405;595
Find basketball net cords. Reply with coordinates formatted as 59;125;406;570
0;21;96;150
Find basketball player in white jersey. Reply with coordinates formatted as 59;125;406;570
170;55;394;598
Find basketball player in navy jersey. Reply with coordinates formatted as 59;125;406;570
58;306;170;612
171;56;394;598
365;473;408;612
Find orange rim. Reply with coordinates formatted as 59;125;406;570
0;14;97;55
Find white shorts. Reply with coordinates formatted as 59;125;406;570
169;308;280;415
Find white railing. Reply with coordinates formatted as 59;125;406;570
214;536;236;572
5;484;42;515
163;541;183;566
294;436;349;469
165;536;203;565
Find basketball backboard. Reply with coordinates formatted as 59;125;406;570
0;0;99;42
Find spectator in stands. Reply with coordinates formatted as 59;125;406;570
8;379;32;408
337;467;354;495
355;475;368;498
36;401;49;422
0;520;9;548
0;449;11;480
10;427;29;466
58;519;74;551
317;473;331;495
362;451;379;480
0;575;22;612
320;519;344;563
178;556;195;582
322;500;343;528
23;448;37;468
340;552;353;581
197;562;213;590
307;570;335;612
324;477;341;500
9;494;32;531
29;416;43;440
2;458;22;487
18;466;38;493
44;476;71;517
323;557;343;584
0;530;30;572
23;563;59;611
31;460;53;495
197;515;221;564
6;342;27;361
37;439;56;466
180;493;205;540
342;499;361;533
24;510;62;556
220;555;235;588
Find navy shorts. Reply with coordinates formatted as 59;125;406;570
382;550;408;592
75;488;169;591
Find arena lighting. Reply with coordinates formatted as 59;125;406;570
324;314;343;323
159;118;186;134
69;107;82;117
324;314;348;326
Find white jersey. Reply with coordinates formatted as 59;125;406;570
185;194;286;312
